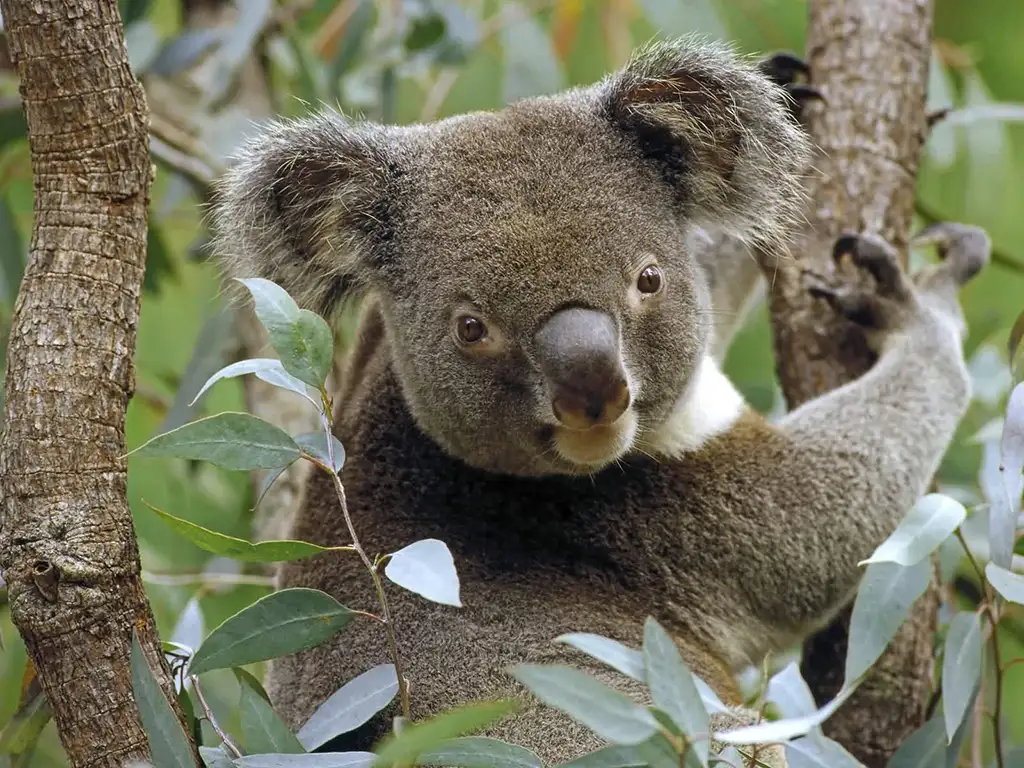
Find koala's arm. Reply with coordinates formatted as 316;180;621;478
717;224;987;634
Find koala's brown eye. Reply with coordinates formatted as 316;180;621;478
456;315;487;344
637;265;663;295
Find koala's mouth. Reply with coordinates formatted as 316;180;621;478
548;410;638;473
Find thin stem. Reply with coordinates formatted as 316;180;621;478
987;603;1007;768
191;675;242;759
319;408;412;720
955;529;987;585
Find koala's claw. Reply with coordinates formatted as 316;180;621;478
912;222;990;286
759;52;823;122
759;51;809;84
832;232;909;299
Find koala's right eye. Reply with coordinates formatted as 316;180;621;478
455;315;488;344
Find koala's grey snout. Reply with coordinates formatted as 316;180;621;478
534;307;631;430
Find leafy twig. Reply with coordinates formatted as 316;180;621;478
190;674;243;759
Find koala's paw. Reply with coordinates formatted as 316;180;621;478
805;232;914;332
805;226;989;340
758;52;824;123
911;222;990;287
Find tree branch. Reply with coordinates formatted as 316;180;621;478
0;1;194;765
760;0;938;764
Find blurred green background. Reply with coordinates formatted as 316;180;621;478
1;0;1022;765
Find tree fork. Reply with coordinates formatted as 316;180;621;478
760;0;938;764
0;1;194;765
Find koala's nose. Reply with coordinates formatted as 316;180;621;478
534;307;631;430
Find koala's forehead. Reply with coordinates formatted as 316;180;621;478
384;98;680;302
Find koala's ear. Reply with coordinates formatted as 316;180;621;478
602;38;811;250
211;112;390;317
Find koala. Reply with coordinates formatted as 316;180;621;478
211;38;988;767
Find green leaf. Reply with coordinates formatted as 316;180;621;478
298;664;399;751
199;745;236;768
888;712;968;768
766;662;817;720
236;278;334;389
554;633;645;682
785;733;861;768
0;690;51;756
510;664;658;746
716;684;859;745
941;611;982;742
130;631;198;768
859;494;966;566
296;431;346;473
147;502;343;563
374;701;518;766
415;737;543;768
237;755;376;768
385;539;462;607
993;382;1024;569
558;732;681;768
986;562;1024;603
170;596;205;654
0;192;26;305
237;669;306;755
189;588;355;675
641;618;708;763
845;559;932;683
131;412;302;471
189;358;318;409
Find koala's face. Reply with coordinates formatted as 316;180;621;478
215;39;809;478
377;103;709;476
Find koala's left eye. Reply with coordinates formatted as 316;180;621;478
455;315;488;344
637;265;664;295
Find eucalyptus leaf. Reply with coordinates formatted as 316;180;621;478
237;754;376;768
845;559;932;683
237;669;305;754
554;633;644;682
299;664;399;751
641;618;709;762
236;277;334;389
147;502;343;563
941;611;983;742
860;494;966;566
385;539;462;607
888;711;969;768
785;733;861;768
0;192;26;305
986;562;1024;603
766;662;817;720
296;431;347;473
131;412;301;471
374;701;518;766
200;745;236;768
130;631;198;768
189;358;318;408
994;382;1024;569
189;588;355;675
510;664;658;746
415;737;543;768
170;597;205;656
716;684;858;745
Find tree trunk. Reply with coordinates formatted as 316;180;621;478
0;1;191;766
761;0;938;764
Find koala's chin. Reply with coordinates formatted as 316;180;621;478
551;409;639;473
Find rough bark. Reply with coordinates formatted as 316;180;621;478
0;1;192;766
758;0;937;764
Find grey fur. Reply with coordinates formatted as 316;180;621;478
210;37;987;767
